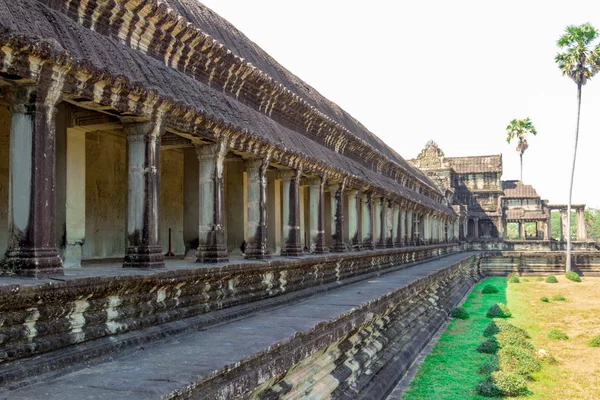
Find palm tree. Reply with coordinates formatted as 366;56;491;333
555;23;600;271
506;118;537;182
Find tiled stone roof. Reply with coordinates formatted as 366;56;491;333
502;181;539;199
445;155;503;173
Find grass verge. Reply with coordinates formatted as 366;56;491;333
402;277;506;400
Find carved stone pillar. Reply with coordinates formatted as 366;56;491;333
309;177;328;254
398;207;406;247
560;209;568;241
361;192;374;249
545;214;552;241
576;209;587;241
519;221;526;240
195;140;229;263
347;189;360;249
392;203;400;247
123;119;165;268
386;200;394;247
406;209;413;245
3;84;64;276
245;158;270;259
328;181;346;252
473;217;479;239
280;169;303;256
375;197;386;248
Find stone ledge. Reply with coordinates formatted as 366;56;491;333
0;245;459;370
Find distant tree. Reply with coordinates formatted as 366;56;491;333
585;209;600;241
506;118;537;182
555;23;600;271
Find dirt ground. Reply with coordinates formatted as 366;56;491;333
507;275;600;400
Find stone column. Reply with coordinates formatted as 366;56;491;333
3;84;64;275
372;196;382;248
393;203;400;247
473;217;479;239
399;207;406;246
195;140;229;263
406;209;413;245
123;119;165;268
560;209;569;241
347;189;360;249
280;169;303;256
309;177;328;254
386;200;394;247
519;222;526;240
329;181;346;252
545;215;552;241
245;158;270;259
576;209;587;241
361;192;374;249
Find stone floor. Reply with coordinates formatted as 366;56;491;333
1;251;478;400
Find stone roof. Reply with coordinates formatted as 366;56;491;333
0;0;455;215
444;155;503;174
502;181;539;199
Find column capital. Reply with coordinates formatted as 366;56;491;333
279;168;302;181
123;116;167;142
194;138;230;160
345;188;359;197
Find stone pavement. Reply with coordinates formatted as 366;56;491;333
1;252;478;400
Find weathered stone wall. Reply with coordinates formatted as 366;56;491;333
481;251;600;276
160;149;185;256
0;104;9;256
178;255;481;399
83;130;127;259
0;244;459;379
465;240;597;252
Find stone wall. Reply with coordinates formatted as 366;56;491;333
160;149;185;256
481;251;600;276
0;244;458;384
83;130;127;259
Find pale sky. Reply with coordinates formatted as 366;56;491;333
201;0;600;208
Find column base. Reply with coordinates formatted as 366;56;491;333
362;239;375;250
330;243;346;253
375;241;386;249
244;244;271;260
123;246;165;269
312;244;329;254
197;247;229;263
281;244;303;257
2;248;63;277
386;239;394;248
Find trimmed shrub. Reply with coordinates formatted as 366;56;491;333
486;303;512;319
496;331;535;351
551;294;566;302
492;371;529;396
494;320;530;338
477;338;499;354
589;334;600;347
450;307;469;320
565;271;581;282
483;321;500;337
548;329;569;340
540;296;549;302
476;376;502;397
482;284;499;294
507;273;520;283
479;358;500;375
546;275;558;283
498;345;541;376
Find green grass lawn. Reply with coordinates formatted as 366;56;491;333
402;277;507;400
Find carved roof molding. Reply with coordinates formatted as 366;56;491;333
410;140;449;171
0;36;455;217
30;0;442;200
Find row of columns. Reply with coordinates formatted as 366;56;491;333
556;209;587;241
1;82;458;276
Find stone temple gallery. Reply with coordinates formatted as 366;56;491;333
0;1;598;399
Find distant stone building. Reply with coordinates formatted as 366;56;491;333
409;141;586;242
